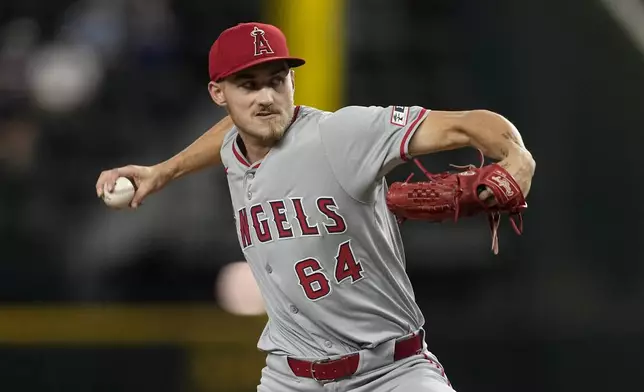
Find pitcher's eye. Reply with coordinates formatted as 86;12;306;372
271;76;285;87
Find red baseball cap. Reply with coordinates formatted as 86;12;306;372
208;22;305;81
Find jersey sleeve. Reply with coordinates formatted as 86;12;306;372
319;105;429;202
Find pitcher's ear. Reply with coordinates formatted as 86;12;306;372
208;81;227;106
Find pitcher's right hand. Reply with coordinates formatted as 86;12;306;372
96;164;171;208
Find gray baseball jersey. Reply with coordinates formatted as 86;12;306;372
221;104;430;359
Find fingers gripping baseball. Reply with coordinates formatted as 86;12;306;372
97;165;137;196
96;165;167;208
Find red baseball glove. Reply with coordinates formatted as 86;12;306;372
386;152;527;254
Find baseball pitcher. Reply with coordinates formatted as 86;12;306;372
96;22;536;391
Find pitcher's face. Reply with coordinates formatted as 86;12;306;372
209;61;295;145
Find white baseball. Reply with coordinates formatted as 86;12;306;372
102;177;135;209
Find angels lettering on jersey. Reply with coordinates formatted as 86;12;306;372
236;197;347;248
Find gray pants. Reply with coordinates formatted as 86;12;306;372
257;349;455;392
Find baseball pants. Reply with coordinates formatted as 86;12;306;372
257;349;455;392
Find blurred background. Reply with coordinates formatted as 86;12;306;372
0;0;643;391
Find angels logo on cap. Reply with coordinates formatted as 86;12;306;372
251;26;274;56
208;22;306;81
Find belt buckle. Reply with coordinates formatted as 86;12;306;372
310;358;331;383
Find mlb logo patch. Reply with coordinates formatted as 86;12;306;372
390;106;409;126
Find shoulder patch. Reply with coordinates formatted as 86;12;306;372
390;106;409;126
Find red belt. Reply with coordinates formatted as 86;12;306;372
286;331;424;382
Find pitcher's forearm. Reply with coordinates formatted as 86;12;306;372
409;109;531;162
157;115;233;180
459;110;529;161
